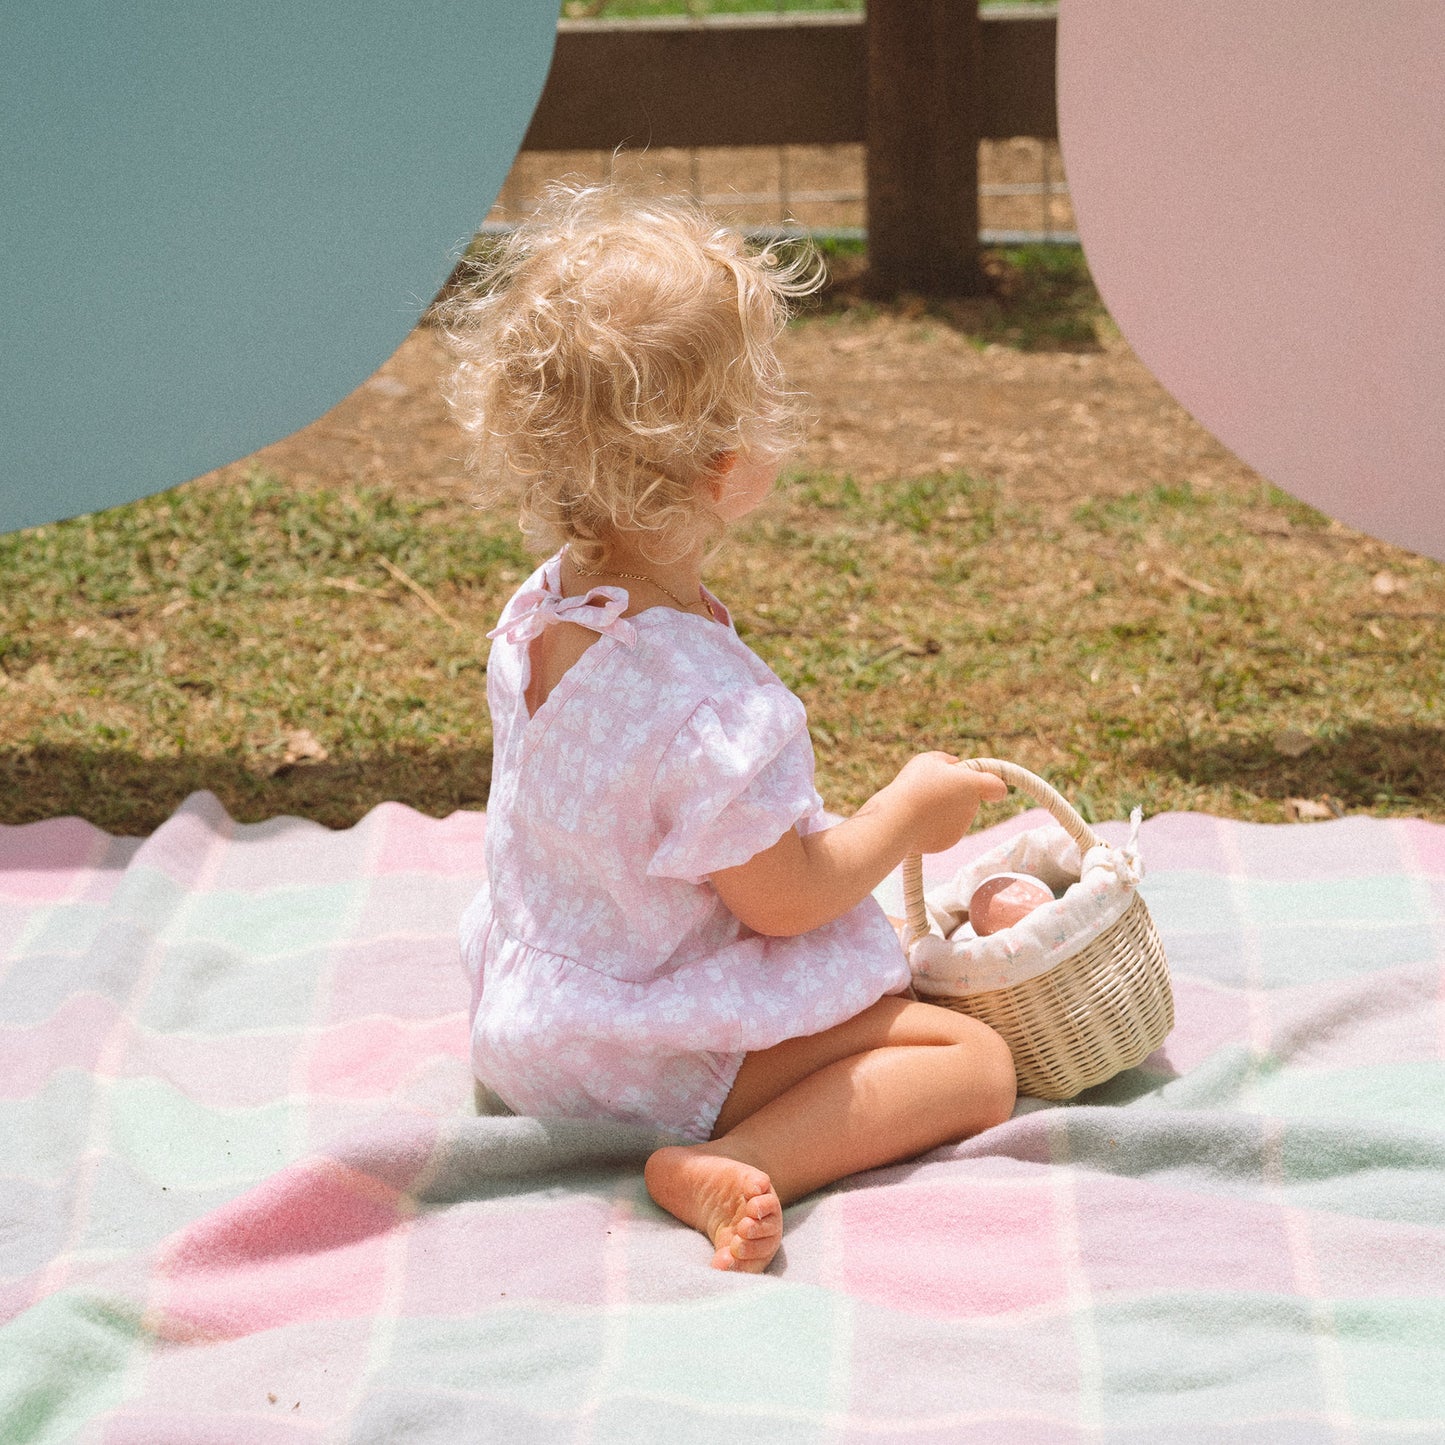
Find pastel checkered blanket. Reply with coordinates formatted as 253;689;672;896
2;793;1442;1442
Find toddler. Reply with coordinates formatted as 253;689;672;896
446;185;1015;1273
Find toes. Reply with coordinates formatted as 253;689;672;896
735;1212;782;1242
744;1192;781;1223
730;1234;777;1261
711;1234;780;1273
713;1194;784;1272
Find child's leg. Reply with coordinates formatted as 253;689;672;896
644;997;1016;1271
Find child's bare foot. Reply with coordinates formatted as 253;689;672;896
644;1145;782;1272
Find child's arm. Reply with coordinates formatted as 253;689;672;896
710;753;1007;937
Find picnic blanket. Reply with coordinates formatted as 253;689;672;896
2;792;1443;1442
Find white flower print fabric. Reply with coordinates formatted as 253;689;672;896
461;553;911;1141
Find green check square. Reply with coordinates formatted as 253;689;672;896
1334;1299;1445;1422
614;1283;842;1417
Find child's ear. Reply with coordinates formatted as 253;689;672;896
703;451;738;501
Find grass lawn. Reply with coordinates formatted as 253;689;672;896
2;248;1441;834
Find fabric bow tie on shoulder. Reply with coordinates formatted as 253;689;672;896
486;586;639;649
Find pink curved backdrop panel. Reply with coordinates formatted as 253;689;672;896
1058;1;1445;561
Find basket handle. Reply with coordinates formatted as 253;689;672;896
901;758;1104;948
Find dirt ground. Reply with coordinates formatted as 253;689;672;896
237;138;1243;520
237;291;1256;530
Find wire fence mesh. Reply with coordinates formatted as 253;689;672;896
492;2;1073;244
491;138;1074;244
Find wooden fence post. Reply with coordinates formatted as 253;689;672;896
864;0;985;296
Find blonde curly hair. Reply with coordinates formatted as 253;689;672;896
442;183;822;566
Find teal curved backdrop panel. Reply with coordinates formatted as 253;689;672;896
1;1;557;534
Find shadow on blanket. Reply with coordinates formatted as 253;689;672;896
2;792;1443;1442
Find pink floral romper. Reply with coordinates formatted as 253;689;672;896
461;552;911;1141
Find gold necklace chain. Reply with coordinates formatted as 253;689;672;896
569;555;707;615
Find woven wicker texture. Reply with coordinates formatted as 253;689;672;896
902;759;1174;1101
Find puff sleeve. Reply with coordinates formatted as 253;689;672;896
647;684;823;886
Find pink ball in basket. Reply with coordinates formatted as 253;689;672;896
967;872;1055;936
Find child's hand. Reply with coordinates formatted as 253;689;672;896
883;753;1008;856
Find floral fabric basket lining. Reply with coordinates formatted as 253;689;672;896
903;759;1174;1100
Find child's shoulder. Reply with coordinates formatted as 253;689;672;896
630;617;807;776
636;607;783;699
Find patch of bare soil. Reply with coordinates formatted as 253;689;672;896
231;139;1239;518
229;303;1260;536
780;313;1260;514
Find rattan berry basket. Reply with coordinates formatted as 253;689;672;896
902;758;1174;1101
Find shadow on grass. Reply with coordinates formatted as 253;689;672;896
0;745;494;836
805;244;1106;353
1135;723;1445;815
